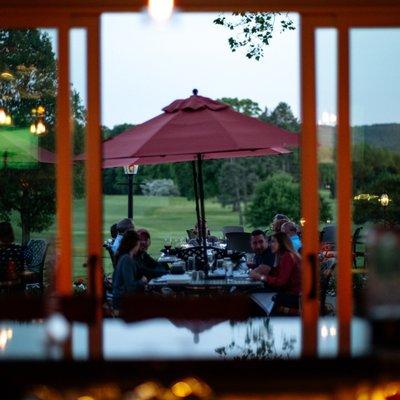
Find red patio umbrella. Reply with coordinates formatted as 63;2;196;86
77;90;299;269
95;90;297;164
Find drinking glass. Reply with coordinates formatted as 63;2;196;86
207;250;215;270
164;237;172;253
246;253;256;269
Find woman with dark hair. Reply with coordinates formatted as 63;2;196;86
0;222;30;282
112;229;147;309
250;231;301;315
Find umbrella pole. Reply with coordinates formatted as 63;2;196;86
197;154;208;274
192;160;201;242
127;174;133;219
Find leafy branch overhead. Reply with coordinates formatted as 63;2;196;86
213;12;295;60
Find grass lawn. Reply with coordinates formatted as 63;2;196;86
14;195;245;279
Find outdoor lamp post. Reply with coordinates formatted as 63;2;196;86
123;164;139;219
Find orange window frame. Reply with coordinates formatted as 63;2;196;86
1;3;400;359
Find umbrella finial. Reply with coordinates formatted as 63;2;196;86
192;88;198;96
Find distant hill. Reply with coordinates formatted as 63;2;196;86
352;124;400;152
317;123;400;153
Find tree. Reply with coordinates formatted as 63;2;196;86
260;102;300;177
213;13;296;60
217;160;257;225
213;99;301;223
219;97;262;116
0;29;85;243
246;173;332;228
260;102;300;132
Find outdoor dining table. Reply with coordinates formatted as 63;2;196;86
148;271;265;290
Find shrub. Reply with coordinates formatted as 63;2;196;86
246;173;332;228
140;179;180;196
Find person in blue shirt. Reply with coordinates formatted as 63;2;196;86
281;221;302;253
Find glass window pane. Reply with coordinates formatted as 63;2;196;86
351;28;400;318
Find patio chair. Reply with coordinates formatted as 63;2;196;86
222;225;244;237
225;232;252;253
186;229;196;240
320;224;336;245
320;258;336;315
26;238;48;292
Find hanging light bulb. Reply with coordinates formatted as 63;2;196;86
148;0;174;23
30;106;47;135
0;107;12;126
0;108;6;124
36;120;46;135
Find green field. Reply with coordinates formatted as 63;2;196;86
13;195;246;279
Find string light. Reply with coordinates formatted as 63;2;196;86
30;106;46;136
0;107;12;126
379;193;390;207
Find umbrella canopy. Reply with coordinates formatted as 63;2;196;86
89;91;298;166
101;147;291;168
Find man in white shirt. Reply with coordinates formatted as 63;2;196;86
111;218;134;253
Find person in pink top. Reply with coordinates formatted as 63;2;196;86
250;231;301;315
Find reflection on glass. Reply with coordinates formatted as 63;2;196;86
0;28;57;296
215;318;296;359
351;29;400;318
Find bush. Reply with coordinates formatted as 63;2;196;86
246;173;332;228
140;179;180;196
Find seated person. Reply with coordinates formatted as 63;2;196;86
136;228;167;279
0;222;31;281
188;219;219;246
281;221;302;252
111;218;134;253
250;232;301;314
112;230;146;309
248;229;275;270
272;214;289;234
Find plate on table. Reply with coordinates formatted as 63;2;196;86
158;256;179;263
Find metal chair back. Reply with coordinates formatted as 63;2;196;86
222;225;244;237
225;232;252;253
26;239;48;291
320;224;336;244
320;258;336;315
